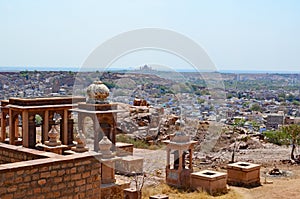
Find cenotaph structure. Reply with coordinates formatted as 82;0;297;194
164;120;197;188
0;97;85;148
72;81;123;152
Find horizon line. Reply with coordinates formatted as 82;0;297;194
0;66;300;74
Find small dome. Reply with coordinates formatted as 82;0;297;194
175;119;185;126
99;136;113;156
172;131;190;143
86;81;110;103
48;125;59;139
45;125;61;146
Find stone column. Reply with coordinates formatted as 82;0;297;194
94;115;99;152
178;150;183;171
28;115;36;148
101;160;116;184
110;127;116;151
14;117;19;139
9;109;15;145
1;112;6;141
189;149;193;169
22;110;29;147
43;110;49;143
77;112;83;132
67;118;74;145
62;109;68;145
166;149;170;169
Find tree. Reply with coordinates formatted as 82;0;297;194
250;103;262;112
266;125;300;161
287;94;296;102
280;124;300;161
35;115;43;126
230;118;246;163
132;172;147;199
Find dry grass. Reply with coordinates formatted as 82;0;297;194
142;183;241;199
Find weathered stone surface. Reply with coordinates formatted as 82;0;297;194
0;149;102;199
227;161;261;187
191;170;227;196
115;155;144;175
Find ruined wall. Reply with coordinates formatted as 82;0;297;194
0;143;51;164
0;152;101;199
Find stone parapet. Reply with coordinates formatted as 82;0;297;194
0;150;102;199
0;142;55;164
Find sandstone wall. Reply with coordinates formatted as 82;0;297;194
0;152;101;199
0;143;52;164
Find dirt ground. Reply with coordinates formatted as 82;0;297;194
232;170;300;199
132;147;300;199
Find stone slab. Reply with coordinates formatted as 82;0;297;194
115;155;144;175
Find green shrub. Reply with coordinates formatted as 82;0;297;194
116;134;162;150
263;130;288;146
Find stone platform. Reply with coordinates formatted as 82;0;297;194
227;161;261;187
190;170;227;195
115;155;144;175
36;143;69;155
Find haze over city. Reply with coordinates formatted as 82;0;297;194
1;0;300;72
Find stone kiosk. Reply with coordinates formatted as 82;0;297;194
72;81;123;152
164;120;197;188
0;97;85;148
72;81;144;175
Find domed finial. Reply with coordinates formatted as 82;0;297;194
71;130;89;153
99;136;113;158
175;119;185;130
86;80;110;104
45;125;61;146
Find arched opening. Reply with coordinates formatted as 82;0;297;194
169;149;177;170
99;123;112;142
10;114;23;145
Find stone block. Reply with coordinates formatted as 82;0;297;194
227;162;261;187
116;142;133;156
191;170;227;195
116;155;144;175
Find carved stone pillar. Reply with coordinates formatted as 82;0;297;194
0;112;5;141
28;115;36;148
43;110;49;143
9;109;15;145
67;118;74;145
22;110;29;147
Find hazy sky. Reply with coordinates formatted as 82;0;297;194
0;0;300;71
